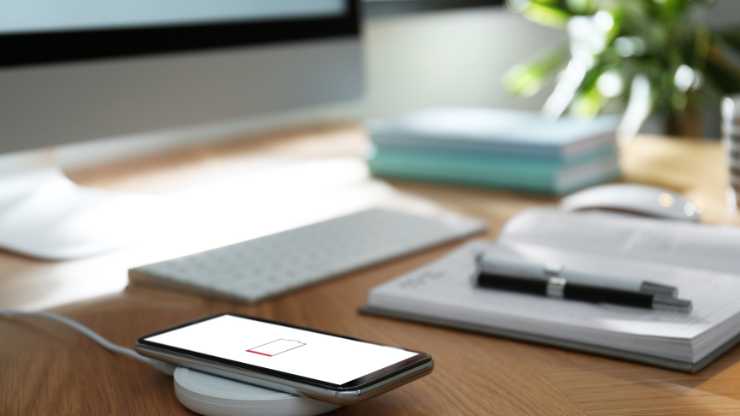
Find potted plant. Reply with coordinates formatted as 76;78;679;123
505;0;740;138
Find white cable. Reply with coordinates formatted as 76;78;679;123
0;309;175;375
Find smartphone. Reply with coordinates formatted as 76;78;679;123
135;313;433;404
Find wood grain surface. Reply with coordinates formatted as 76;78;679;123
1;125;739;415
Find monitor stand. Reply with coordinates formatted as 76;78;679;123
0;168;158;261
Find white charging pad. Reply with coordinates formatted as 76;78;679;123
173;367;340;416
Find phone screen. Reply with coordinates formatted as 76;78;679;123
141;314;420;386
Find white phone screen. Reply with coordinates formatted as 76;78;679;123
144;315;418;385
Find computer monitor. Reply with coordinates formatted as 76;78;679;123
0;1;363;260
0;0;362;154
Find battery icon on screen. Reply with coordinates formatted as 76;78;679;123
247;339;306;357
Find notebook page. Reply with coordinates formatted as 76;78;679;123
499;208;740;276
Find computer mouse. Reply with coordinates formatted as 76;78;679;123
561;184;701;222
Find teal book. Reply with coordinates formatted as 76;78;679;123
369;108;619;162
368;148;620;195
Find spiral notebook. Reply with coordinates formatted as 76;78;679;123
362;209;740;372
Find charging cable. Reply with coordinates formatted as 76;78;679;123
0;309;175;375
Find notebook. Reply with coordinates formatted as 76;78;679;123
368;108;619;161
368;148;619;194
362;208;740;372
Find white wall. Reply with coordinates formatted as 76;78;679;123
362;7;562;117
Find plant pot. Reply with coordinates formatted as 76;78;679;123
666;102;704;139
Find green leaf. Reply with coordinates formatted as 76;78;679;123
504;47;569;96
571;85;606;118
507;0;731;127
568;64;610;117
508;1;573;28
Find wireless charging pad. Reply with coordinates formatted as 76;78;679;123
173;367;340;416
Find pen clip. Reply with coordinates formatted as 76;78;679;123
544;263;563;277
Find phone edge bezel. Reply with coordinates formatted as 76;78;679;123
136;312;432;392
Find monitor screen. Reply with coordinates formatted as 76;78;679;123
0;0;357;67
1;1;345;34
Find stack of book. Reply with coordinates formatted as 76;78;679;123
367;108;620;195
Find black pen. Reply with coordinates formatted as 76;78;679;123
477;250;679;297
475;268;692;313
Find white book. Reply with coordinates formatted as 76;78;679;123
363;209;740;372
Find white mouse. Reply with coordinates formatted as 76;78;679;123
561;184;701;222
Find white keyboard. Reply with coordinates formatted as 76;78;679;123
129;208;485;303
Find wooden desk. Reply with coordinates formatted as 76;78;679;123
2;125;739;415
